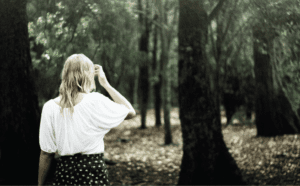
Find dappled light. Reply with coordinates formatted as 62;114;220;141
103;110;300;185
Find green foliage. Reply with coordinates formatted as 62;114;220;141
27;0;141;108
27;0;180;109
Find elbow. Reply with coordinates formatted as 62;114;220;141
125;109;136;120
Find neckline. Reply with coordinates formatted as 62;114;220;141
52;93;89;108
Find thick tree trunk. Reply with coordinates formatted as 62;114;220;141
152;14;162;127
178;0;245;184
0;0;41;184
253;28;300;136
138;0;150;129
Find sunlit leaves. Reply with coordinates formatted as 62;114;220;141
37;16;44;25
36;32;47;46
56;2;64;10
28;22;35;37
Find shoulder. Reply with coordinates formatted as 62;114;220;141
44;98;56;109
41;99;54;114
89;92;105;100
53;96;60;102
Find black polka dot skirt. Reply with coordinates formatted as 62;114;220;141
52;153;109;186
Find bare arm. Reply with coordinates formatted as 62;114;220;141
103;84;136;119
95;64;136;120
38;151;54;186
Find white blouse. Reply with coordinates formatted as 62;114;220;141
39;92;129;156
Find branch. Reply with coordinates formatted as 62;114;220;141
221;0;239;42
91;42;101;61
210;25;217;62
226;33;244;66
208;0;227;23
225;17;254;48
138;0;143;24
167;6;178;50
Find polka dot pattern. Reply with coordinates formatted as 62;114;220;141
52;153;109;186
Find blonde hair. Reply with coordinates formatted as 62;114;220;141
58;54;95;118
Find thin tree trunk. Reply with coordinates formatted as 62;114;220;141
157;0;172;145
0;0;41;184
152;14;162;127
133;65;139;109
215;14;223;126
178;0;245;184
138;0;150;129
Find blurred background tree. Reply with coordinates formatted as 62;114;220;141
0;0;40;184
137;0;150;129
249;0;300;136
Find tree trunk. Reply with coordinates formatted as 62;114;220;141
178;0;245;184
0;0;41;184
156;0;172;145
253;28;300;136
215;13;223;126
152;14;162;127
133;65;139;110
223;75;243;126
138;0;150;129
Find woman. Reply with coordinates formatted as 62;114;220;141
38;54;136;186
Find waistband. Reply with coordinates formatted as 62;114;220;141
58;153;104;160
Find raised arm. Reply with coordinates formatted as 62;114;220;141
95;65;136;120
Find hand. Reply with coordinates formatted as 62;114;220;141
94;64;110;87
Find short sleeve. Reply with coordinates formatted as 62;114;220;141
91;93;130;129
39;102;56;153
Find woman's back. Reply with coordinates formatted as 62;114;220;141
40;92;129;156
38;54;136;186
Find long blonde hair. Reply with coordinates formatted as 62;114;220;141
58;54;95;117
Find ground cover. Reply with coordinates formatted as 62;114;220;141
105;108;300;185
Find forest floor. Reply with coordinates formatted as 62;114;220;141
104;108;300;185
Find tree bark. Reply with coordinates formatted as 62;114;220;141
0;0;41;184
178;0;245;184
253;27;300;136
138;0;150;129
